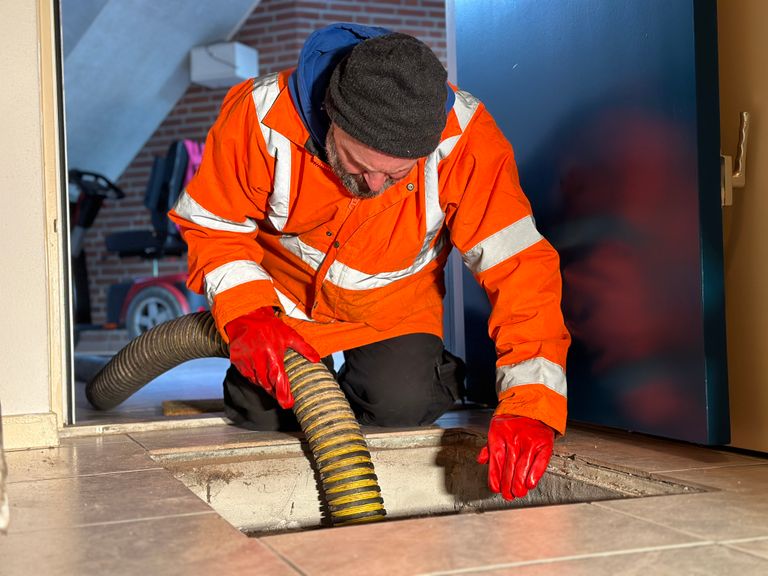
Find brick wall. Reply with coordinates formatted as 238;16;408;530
82;0;446;324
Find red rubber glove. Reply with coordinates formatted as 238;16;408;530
225;307;320;409
477;415;555;500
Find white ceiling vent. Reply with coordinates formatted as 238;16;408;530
190;42;259;88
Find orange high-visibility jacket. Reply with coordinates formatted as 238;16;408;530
169;71;570;434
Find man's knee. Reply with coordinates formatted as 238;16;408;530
223;365;299;431
338;335;465;427
358;394;447;427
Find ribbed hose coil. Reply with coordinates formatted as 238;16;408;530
86;312;228;411
85;311;386;526
284;350;385;524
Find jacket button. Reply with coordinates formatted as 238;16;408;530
406;183;414;191
333;241;340;248
326;231;333;236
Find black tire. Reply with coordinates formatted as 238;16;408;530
72;251;91;325
125;286;184;339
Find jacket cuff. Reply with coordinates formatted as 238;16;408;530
210;280;282;342
494;384;567;436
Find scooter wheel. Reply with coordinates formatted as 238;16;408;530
125;286;184;339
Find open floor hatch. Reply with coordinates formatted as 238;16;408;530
148;427;704;536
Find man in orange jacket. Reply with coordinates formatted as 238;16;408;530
170;23;570;501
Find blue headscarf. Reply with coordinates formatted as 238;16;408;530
288;23;390;151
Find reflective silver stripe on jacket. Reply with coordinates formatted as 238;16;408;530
173;190;258;234
274;286;313;321
462;215;543;275
204;260;272;306
424;90;480;243
327;234;448;290
496;357;567;398
278;89;481;291
252;73;292;232
279;235;326;270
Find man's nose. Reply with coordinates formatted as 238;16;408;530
363;172;388;193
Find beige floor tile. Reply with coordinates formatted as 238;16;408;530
556;426;766;473
725;537;768;560
596;491;768;541
129;425;301;452
62;433;138;445
6;468;213;533
654;464;768;493
134;421;466;456
445;544;768;576
261;502;701;576
0;513;299;576
6;437;158;483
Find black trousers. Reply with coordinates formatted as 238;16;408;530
223;333;465;431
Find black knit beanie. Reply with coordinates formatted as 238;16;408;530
325;33;448;159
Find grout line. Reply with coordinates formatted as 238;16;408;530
260;539;310;576
7;466;167;484
7;510;218;535
721;535;768;545
589;500;715;541
416;540;716;575
59;416;231;438
653;462;768;474
719;542;768;563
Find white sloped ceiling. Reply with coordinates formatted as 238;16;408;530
63;0;260;180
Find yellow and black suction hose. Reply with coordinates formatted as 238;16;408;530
85;311;386;526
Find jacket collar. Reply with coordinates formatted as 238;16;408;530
262;71;312;149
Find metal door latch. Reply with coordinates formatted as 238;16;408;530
722;111;751;207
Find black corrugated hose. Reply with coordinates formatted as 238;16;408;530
85;311;386;526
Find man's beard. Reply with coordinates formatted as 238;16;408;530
326;133;395;199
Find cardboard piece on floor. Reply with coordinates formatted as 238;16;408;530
162;399;225;416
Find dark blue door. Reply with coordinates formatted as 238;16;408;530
455;0;728;444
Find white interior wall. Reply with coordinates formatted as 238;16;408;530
0;1;53;417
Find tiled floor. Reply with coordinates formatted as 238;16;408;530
2;416;768;575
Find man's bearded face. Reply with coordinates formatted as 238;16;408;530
326;133;395;199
